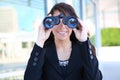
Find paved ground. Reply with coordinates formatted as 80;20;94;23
101;62;120;80
98;46;120;80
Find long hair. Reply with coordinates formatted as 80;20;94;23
44;2;81;47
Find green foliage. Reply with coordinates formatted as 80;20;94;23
90;27;120;46
101;27;120;46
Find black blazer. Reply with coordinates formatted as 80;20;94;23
24;40;102;80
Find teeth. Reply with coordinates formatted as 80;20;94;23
58;31;67;36
59;32;66;34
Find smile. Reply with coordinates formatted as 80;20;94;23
58;31;67;36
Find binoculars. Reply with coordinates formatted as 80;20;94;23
43;14;78;29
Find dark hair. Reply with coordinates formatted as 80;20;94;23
48;3;78;17
44;3;81;47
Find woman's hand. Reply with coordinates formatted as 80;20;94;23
36;23;52;48
73;19;88;42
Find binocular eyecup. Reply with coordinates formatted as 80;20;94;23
43;14;78;29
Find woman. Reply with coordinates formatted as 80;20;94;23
24;2;102;80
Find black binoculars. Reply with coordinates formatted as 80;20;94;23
43;14;78;29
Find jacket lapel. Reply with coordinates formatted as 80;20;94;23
45;43;62;74
66;43;75;75
66;42;82;75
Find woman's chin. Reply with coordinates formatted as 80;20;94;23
56;36;68;41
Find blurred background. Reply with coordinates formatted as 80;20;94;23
0;0;120;80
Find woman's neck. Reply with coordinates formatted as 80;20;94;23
55;39;72;60
55;39;72;50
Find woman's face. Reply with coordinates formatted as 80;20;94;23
52;10;72;41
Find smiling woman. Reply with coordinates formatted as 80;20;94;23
24;2;102;80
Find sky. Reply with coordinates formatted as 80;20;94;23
0;1;44;32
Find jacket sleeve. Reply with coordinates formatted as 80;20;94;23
24;43;46;80
79;39;103;80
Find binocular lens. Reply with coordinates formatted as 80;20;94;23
43;17;55;29
67;18;78;28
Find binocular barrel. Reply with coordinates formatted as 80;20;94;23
43;15;78;29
